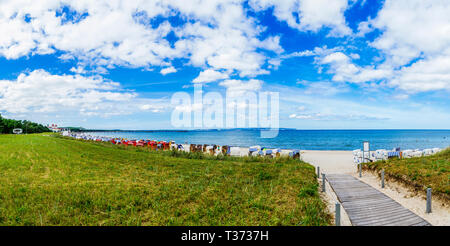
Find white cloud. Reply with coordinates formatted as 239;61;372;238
70;66;87;74
299;0;450;94
369;0;450;67
356;20;373;37
193;69;229;83
317;51;394;83
249;0;352;36
390;55;450;93
219;79;263;97
269;46;338;69
160;66;177;75
0;69;166;117
289;113;313;119
0;0;283;78
348;0;450;92
288;112;389;121
140;104;165;113
297;80;349;96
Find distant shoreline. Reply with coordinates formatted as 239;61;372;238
78;128;450;132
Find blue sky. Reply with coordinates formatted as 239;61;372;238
0;0;449;129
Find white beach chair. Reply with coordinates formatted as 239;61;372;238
170;143;178;150
214;146;222;156
423;149;433;156
229;147;242;157
280;149;291;157
411;150;422;157
402;149;413;158
181;144;190;152
432;148;441;154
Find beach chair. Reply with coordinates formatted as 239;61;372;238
250;151;260;157
289;150;300;159
264;149;277;158
230;147;242;157
170;143;178;150
249;146;261;155
411;150;423;157
196;144;203;152
184;144;191;152
205;145;214;155
402;149;413;158
432;148;441;154
271;149;281;158
147;141;155;150
423;149;433;156
387;151;400;158
221;146;229;156
214;146;223;156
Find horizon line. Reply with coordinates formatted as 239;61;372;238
66;128;450;131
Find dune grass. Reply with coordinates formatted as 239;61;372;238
363;148;449;201
0;134;330;226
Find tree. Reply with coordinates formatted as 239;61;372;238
0;114;50;134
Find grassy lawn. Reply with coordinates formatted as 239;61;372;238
0;134;330;226
363;148;449;201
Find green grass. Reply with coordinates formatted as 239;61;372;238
363;149;450;201
0;134;331;226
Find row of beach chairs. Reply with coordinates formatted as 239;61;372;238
66;133;301;159
352;147;443;164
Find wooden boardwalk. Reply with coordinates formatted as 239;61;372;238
326;174;431;226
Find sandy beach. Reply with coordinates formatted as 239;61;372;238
301;150;355;174
301;150;449;226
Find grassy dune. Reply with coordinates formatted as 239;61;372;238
0;134;330;226
363;149;449;201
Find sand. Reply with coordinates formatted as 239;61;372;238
356;171;450;226
301;150;449;226
301;150;355;174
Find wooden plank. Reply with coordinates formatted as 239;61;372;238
326;174;431;226
373;210;426;225
352;211;418;225
347;207;411;220
345;207;405;216
375;215;426;226
342;200;398;209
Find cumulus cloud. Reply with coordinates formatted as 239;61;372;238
317;52;394;83
193;69;229;83
0;0;283;78
346;0;450;92
219;79;263;97
0;69;165;117
160;66;177;75
369;0;450;66
249;0;353;36
390;56;450;92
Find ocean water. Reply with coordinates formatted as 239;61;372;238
88;129;450;151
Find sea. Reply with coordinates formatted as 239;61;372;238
87;129;450;151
